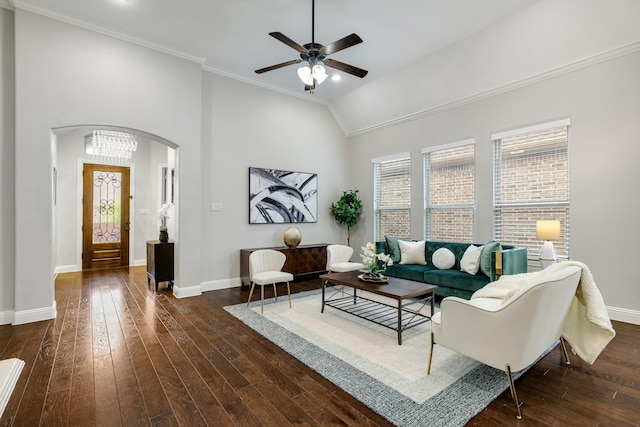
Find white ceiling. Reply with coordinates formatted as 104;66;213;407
9;0;538;102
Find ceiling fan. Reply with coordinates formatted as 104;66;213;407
255;0;368;93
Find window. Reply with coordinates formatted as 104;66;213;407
424;141;475;241
493;119;570;266
373;153;411;241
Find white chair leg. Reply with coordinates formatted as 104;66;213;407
286;281;292;308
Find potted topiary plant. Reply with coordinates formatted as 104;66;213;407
330;189;363;247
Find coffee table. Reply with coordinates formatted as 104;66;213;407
319;271;437;345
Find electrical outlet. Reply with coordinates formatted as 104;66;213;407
211;202;223;212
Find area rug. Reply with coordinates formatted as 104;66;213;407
0;358;25;417
225;289;520;427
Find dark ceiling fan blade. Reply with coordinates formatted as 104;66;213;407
324;59;368;78
255;59;302;74
269;32;308;54
321;33;363;56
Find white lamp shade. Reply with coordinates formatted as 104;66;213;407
312;65;328;84
297;66;314;86
536;220;560;240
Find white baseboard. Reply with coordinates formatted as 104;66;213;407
172;284;202;298
201;277;242;292
0;311;14;326
13;301;56;325
54;264;80;275
608;306;640;326
132;259;147;267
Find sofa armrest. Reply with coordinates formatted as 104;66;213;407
491;248;527;281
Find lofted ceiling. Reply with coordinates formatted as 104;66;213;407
9;0;537;103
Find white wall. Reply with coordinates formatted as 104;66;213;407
13;10;202;322
331;0;640;135
0;7;15;322
199;72;351;289
348;51;640;317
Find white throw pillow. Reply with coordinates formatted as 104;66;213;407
432;248;455;270
398;240;427;265
460;245;483;275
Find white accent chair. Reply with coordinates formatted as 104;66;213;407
326;244;364;273
247;249;294;314
428;265;582;419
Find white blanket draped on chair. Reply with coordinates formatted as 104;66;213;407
471;261;615;364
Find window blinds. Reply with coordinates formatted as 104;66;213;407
493;123;570;262
373;155;411;240
424;142;475;241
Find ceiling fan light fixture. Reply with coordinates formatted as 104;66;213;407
297;65;314;86
312;64;327;84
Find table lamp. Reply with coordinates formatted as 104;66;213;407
536;220;560;268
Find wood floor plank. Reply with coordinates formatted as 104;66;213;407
1;266;638;426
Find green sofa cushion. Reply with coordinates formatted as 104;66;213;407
480;241;502;277
425;241;472;270
385;236;411;263
384;264;435;282
423;269;490;293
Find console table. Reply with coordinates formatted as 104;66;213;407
146;240;174;291
240;243;329;286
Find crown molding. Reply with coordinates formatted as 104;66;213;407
11;0;205;64
0;0;14;11
345;41;640;138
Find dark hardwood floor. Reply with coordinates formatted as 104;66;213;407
0;266;638;426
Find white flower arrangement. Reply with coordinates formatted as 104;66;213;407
158;203;173;230
361;242;393;274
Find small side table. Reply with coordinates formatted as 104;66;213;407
146;240;174;291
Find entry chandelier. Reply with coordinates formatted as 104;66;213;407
86;130;138;160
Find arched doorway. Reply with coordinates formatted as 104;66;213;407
51;125;178;273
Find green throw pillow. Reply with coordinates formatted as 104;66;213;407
385;236;410;263
480;241;502;277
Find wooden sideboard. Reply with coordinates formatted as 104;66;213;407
240;243;329;286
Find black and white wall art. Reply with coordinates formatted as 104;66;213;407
249;167;318;224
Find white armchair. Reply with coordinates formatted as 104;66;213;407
326;244;364;273
247;249;294;314
428;265;582;419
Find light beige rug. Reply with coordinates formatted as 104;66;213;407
226;289;525;427
244;289;477;403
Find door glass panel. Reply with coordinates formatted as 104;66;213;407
92;170;122;243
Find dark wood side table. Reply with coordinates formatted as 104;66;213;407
240;243;329;286
146;240;174;291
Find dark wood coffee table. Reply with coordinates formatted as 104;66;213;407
319;271;437;345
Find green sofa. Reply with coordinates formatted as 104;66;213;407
375;240;527;299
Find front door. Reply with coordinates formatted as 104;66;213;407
82;164;131;270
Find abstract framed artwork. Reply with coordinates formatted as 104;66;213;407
249;167;318;224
